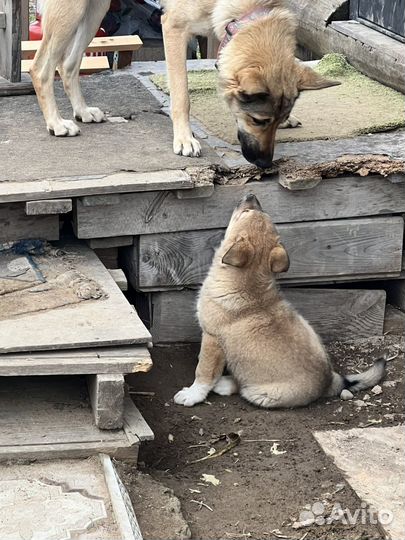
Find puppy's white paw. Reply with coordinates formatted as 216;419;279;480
279;115;302;129
48;119;81;137
75;106;106;123
173;135;201;157
213;376;238;396
174;382;210;406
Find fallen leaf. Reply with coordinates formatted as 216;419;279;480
201;473;221;486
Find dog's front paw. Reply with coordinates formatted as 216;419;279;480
174;382;209;406
75;107;106;123
173;134;201;158
48;119;81;137
279;115;302;129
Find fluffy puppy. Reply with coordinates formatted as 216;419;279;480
174;194;385;408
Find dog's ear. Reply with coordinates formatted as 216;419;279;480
297;64;340;91
222;236;254;268
269;243;290;273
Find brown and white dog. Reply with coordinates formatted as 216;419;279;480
30;0;338;166
174;194;386;408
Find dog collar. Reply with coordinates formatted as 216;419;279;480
216;7;273;66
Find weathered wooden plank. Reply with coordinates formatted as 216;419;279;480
95;247;119;268
21;35;143;57
0;345;152;376
0;11;5;28
88;236;134;249
132;217;404;289
22;55;110;74
87;374;125;429
0;243;151;354
383;304;405;336
0;169;193;204
108;269;128;291
150;288;386;343
74;176;405;238
25;198;72;215
123;397;154;442
0;0;21;82
0;378;144;461
0;203;59;242
0;73;33;96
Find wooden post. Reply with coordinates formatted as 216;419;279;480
0;0;22;82
87;374;125;430
20;0;28;40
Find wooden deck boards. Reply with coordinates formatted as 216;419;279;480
131;216;404;290
0;243;151;354
0;376;152;460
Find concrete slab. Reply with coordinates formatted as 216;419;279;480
314;425;405;540
0;71;221;185
0;454;142;540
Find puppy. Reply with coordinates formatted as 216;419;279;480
174;194;385;408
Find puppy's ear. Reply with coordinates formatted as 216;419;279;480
222;237;254;268
269;244;290;273
297;64;340;91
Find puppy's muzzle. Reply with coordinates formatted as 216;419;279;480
237;193;262;211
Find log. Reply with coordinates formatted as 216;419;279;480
73;176;405;238
131;217;404;289
150;288;386;343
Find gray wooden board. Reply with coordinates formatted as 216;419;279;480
87;374;125;430
25;198;73;215
0;72;221;194
0;376;151;458
0;345;152;376
74;176;405;238
0;203;59;242
134;217;404;289
0;243;151;353
0;0;21;82
150;288;386;343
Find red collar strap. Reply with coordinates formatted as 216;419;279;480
216;7;273;65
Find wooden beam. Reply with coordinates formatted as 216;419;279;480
0;346;152;377
21;55;110;74
0;169;193;205
87;236;134;249
0;11;5;29
0;0;22;82
131;217;404;290
74;176;405;239
21;35;143;58
87;374;125;429
150;288;386;343
21;0;29;40
25;199;72;215
0;203;59;242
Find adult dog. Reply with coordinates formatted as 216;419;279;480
174;194;386;408
30;0;338;166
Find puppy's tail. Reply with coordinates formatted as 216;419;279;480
326;357;386;396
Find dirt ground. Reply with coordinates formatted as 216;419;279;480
121;336;404;540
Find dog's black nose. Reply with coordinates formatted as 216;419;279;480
238;193;262;210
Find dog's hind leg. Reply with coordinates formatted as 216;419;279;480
240;382;317;409
174;332;225;406
30;0;91;136
162;12;202;157
213;376;238;396
59;0;110;124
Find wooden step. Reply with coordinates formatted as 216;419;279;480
21;55;110;74
0;242;151;354
21;35;143;58
0;345;152;376
0;376;153;461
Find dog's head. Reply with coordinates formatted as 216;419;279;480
217;10;339;168
220;193;289;276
